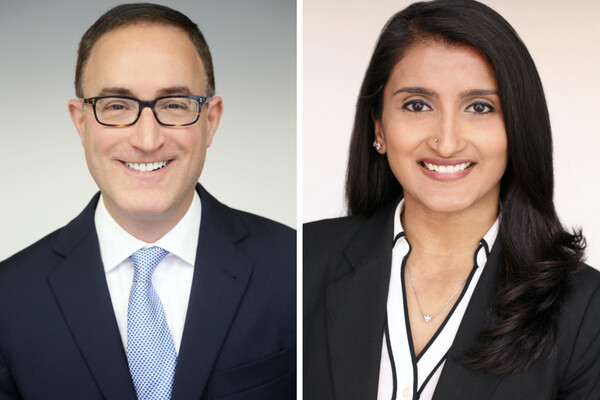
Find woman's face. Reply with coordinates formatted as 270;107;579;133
374;40;508;216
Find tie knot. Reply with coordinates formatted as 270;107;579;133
130;246;169;282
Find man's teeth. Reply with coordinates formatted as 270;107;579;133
125;161;169;172
423;161;472;173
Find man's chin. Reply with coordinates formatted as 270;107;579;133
104;195;172;221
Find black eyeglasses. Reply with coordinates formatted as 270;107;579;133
82;95;210;127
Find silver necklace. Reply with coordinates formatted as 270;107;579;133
407;262;465;323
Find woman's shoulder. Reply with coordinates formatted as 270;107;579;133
303;215;368;262
568;264;600;305
305;214;366;238
304;200;399;249
556;265;600;394
562;264;600;340
549;265;600;337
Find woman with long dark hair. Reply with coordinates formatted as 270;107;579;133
303;1;600;399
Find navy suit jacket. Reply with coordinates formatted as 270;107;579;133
304;200;600;399
0;185;296;400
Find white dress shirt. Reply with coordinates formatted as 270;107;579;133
94;192;201;355
377;200;499;400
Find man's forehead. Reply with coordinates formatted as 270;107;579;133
82;23;206;97
92;23;197;54
86;23;205;75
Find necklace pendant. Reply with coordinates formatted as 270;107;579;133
424;315;432;323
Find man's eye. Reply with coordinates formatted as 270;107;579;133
102;102;129;111
161;101;192;111
403;100;431;113
166;103;186;109
466;102;494;114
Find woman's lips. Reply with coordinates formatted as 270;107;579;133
419;160;475;181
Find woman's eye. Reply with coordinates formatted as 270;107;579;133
466;102;494;114
403;100;432;113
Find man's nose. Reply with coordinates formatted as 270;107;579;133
127;107;166;152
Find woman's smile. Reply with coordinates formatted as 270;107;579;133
419;159;475;182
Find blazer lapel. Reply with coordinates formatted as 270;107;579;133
326;202;397;400
47;194;137;399
432;240;507;399
171;186;253;400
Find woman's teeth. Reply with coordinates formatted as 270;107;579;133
422;161;473;173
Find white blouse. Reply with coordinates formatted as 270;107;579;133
377;200;499;400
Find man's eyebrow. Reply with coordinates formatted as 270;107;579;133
156;86;192;96
97;87;134;96
392;87;437;97
96;86;193;98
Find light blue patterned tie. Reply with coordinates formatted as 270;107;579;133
127;246;177;400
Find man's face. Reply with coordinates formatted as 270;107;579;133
69;24;222;235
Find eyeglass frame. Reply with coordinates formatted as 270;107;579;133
82;94;210;127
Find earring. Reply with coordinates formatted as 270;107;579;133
373;141;382;151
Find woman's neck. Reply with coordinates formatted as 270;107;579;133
401;196;498;277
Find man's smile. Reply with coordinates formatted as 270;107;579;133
124;160;170;172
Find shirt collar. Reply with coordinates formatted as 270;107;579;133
94;191;202;272
392;199;499;268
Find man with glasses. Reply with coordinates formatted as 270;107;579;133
0;4;295;400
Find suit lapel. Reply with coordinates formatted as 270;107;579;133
432;240;506;399
47;194;137;399
171;186;253;400
326;202;397;400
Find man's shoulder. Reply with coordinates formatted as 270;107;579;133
0;228;62;274
198;185;294;243
234;207;294;238
0;194;98;279
224;206;295;265
0;227;71;308
200;190;295;305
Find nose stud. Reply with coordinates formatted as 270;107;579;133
433;137;438;143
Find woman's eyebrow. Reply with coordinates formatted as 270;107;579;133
392;87;437;97
391;87;499;99
460;89;499;98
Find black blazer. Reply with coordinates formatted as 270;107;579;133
0;185;296;400
304;201;600;399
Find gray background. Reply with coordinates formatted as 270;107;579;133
0;0;296;261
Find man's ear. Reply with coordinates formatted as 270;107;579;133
68;99;86;145
371;109;386;154
204;96;223;148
